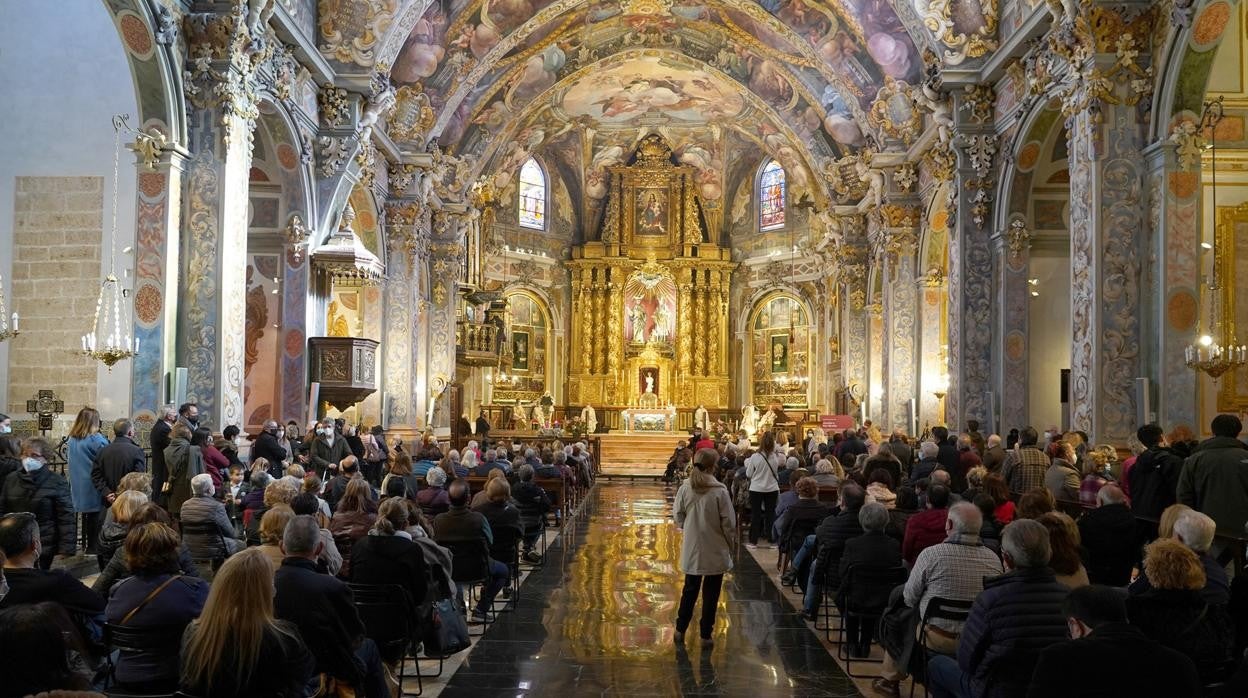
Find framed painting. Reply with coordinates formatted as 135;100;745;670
636;189;668;236
512;330;530;372
770;333;790;373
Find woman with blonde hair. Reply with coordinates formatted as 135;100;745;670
381;450;421;502
673;448;736;646
1158;502;1192;539
96;489;148;570
255;504;295;570
349;498;429;641
330;477;377;576
67;406;107;553
470;468;506;508
180;547;313;697
1126;538;1235;684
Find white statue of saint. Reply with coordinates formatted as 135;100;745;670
630;300;647;343
740;404;759;438
581;404;598;434
644;371;655;394
758;407;777;433
694;404;710;432
652;303;671;342
530;401;545;429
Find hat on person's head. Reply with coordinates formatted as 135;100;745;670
426;467;447;487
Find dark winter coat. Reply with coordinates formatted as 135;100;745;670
1177;436;1248;533
1076;502;1137;586
1025;622;1200;698
0;467;76;555
1128;446;1184;519
812;505;863;587
956;567;1070;698
91;435;146;498
1126;588;1235;685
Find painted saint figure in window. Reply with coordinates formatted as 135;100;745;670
519;158;545;229
759;160;785;231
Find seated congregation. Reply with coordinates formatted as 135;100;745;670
0;413;595;698
699;418;1248;697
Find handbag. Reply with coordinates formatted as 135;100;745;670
422;597;471;658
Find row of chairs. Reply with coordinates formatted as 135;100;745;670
788;559;971;697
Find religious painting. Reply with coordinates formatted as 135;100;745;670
560;54;746;126
636;190;668;236
512;330;530;372
624;269;677;345
770;333;790;373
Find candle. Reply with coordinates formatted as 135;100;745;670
81;336;87;351
135;336;140;354
10;312;16;332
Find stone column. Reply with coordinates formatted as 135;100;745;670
837;241;869;421
918;272;947;427
1145;140;1197;430
1064;41;1148;443
881;210;920;432
946;102;998;432
997;218;1032;431
130;147;189;419
382;200;428;436
426;210;464;429
179;10;263;429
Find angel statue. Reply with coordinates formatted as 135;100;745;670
740;404;759;438
854;153;886;211
914;79;954;147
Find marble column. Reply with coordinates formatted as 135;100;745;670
382;200;428;435
882;218;920;433
997;218;1032;431
426;210;465;429
946;118;997;432
837;242;869;421
129;147;188;419
918;274;947;428
1065;52;1147;443
1145;140;1197;430
179;14;261;430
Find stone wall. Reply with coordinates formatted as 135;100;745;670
6;176;103;412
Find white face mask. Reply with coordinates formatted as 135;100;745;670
0;424;10;434
22;457;43;473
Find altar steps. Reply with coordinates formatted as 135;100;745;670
597;432;686;473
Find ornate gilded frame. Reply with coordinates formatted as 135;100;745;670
1217;202;1248;411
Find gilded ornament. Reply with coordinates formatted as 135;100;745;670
389;85;436;145
319;87;350;127
318;135;350;178
1170;118;1203;172
893;163;917;192
1006;219;1032;262
922;0;1000;65
924;144;956;182
317;0;396;66
962;84;996;124
867;78;923;145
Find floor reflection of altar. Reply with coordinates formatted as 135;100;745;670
621;407;677;433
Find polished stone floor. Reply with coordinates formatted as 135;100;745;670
441;482;861;697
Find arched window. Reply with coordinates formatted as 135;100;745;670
758;160;786;231
518;158;546;230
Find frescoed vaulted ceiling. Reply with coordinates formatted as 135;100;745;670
320;0;998;207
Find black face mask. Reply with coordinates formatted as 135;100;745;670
187;416;199;425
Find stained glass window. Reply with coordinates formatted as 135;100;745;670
759;160;785;231
518;158;545;230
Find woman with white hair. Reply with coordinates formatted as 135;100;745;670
811;459;842;487
180;473;244;555
416;467;451;516
461;450;479;476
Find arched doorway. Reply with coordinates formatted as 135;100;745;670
746;292;812;409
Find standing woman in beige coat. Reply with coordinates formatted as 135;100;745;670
673;448;737;646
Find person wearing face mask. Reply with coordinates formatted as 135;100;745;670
253;420;290;477
0;438;76;569
177;402;200;430
0;436;21;484
149;404;177;506
310;418;351;480
0;413;11;435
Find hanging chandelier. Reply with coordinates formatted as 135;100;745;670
1186;96;1248;379
81;116;138;369
0;273;18;343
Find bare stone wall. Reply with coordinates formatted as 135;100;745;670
7;176;102;412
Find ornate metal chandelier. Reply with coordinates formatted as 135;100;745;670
81;116;137;369
1186;97;1247;379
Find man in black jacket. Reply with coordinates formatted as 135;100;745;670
91;419;146;505
802;483;866;619
1026;585;1200;698
0;439;75;569
933;426;961;479
252;420;289;475
274;515;387;698
1077;485;1136;586
433;480;511;622
0;513;104;641
149;405;176;505
1128;423;1183;546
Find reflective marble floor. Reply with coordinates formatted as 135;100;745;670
441;482;861;697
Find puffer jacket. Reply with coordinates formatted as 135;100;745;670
956;567;1070;698
0;467;76;555
97;518;130;569
812;505;863;587
1177;436;1248;532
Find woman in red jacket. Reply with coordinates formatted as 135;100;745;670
193;427;228;494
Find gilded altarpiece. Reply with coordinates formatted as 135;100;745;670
567;136;734;409
1216;204;1248;412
